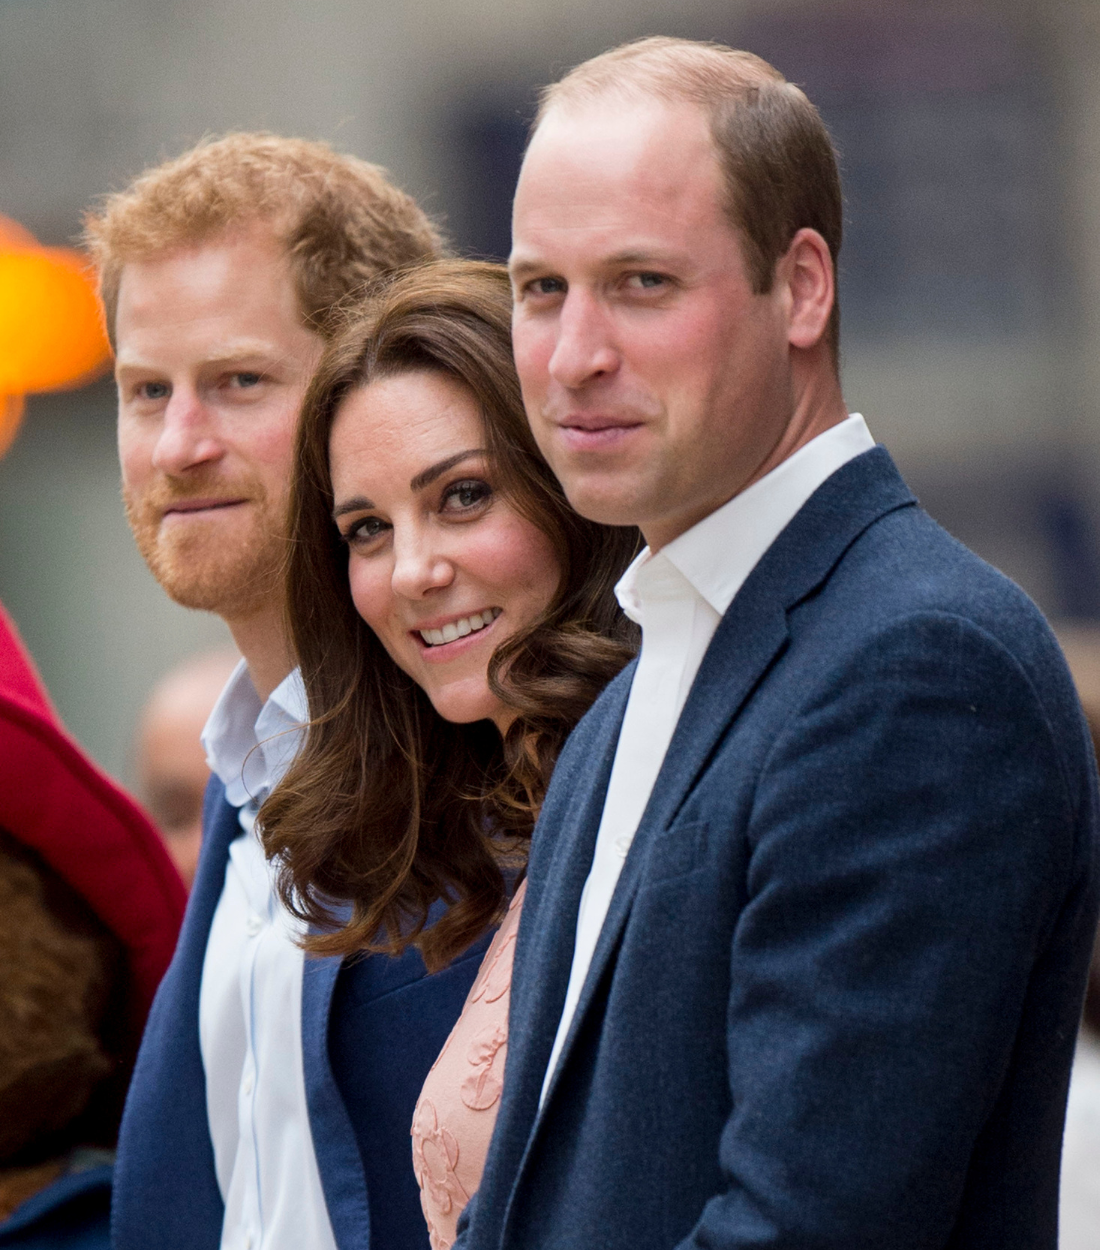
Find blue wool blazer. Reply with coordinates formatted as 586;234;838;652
111;780;489;1250
456;447;1100;1250
0;1164;112;1249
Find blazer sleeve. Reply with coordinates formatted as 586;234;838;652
680;610;1096;1249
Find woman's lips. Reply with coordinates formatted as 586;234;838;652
414;607;502;649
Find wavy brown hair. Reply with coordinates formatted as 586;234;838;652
259;259;638;971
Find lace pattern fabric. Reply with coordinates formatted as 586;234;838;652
411;880;525;1250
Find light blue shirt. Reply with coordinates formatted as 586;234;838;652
198;663;337;1250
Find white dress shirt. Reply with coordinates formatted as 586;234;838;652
199;662;338;1250
1059;1033;1100;1250
541;414;876;1104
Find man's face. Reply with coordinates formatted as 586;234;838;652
510;97;795;549
115;228;323;621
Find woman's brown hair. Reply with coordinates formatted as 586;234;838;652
259;259;638;971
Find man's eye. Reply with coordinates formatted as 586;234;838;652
442;480;492;512
527;277;566;297
631;272;667;289
138;381;170;401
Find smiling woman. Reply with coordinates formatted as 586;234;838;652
258;259;637;1247
258;259;638;972
329;368;562;733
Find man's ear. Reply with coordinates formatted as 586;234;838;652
778;228;834;351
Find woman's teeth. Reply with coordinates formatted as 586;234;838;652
419;607;501;647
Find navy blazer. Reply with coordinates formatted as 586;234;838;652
457;447;1100;1250
0;1164;112;1249
112;779;489;1250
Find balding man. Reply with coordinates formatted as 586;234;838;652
136;649;239;886
455;37;1100;1250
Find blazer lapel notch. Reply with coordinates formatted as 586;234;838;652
533;451;916;1117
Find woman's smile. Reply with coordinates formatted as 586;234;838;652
414;606;503;650
329;368;561;730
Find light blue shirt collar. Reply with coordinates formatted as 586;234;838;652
201;661;309;811
616;414;875;624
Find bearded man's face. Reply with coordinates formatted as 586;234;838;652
113;226;323;622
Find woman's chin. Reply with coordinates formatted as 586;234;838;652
425;683;508;730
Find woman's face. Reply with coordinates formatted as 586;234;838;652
329;369;562;731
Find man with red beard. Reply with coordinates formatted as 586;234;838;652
84;134;491;1250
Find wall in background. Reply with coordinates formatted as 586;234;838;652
2;0;1098;780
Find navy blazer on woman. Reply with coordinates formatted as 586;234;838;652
112;780;489;1250
457;447;1100;1250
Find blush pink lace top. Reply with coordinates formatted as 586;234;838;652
411;879;526;1250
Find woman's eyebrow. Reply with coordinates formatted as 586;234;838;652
332;495;374;520
409;449;484;492
331;449;487;519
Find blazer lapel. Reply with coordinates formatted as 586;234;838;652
186;778;241;941
537;446;917;1111
112;778;239;1249
495;669;633;1170
301;947;372;1250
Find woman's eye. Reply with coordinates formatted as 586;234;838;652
441;479;492;512
344;516;390;545
232;372;263;388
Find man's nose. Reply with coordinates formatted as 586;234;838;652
390;526;455;601
151;389;223;476
547;291;620;390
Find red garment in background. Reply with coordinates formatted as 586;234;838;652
0;600;185;1026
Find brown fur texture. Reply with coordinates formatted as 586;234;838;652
0;831;126;1175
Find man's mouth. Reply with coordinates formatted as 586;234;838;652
417;607;502;648
552;411;645;449
162;498;248;518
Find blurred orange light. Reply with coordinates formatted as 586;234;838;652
0;212;112;460
0;245;112;395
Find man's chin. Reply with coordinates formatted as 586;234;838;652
556;475;651;531
136;532;280;620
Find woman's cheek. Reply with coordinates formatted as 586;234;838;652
488;515;561;601
348;557;388;633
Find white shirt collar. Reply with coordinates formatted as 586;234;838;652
616;414;875;623
201;661;309;810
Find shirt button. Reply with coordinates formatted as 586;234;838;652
245;914;262;936
242;1073;254;1097
614;835;633;858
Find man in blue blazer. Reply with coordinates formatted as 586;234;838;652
457;36;1100;1250
86;134;488;1250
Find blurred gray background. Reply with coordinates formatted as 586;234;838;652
3;0;1100;784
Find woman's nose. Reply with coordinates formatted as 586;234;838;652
390;526;455;600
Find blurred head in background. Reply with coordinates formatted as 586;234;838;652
84;134;443;696
135;648;240;886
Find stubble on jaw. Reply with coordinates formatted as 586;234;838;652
122;479;286;622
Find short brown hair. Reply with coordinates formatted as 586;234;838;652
538;36;843;359
83;132;443;345
259;259;639;971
